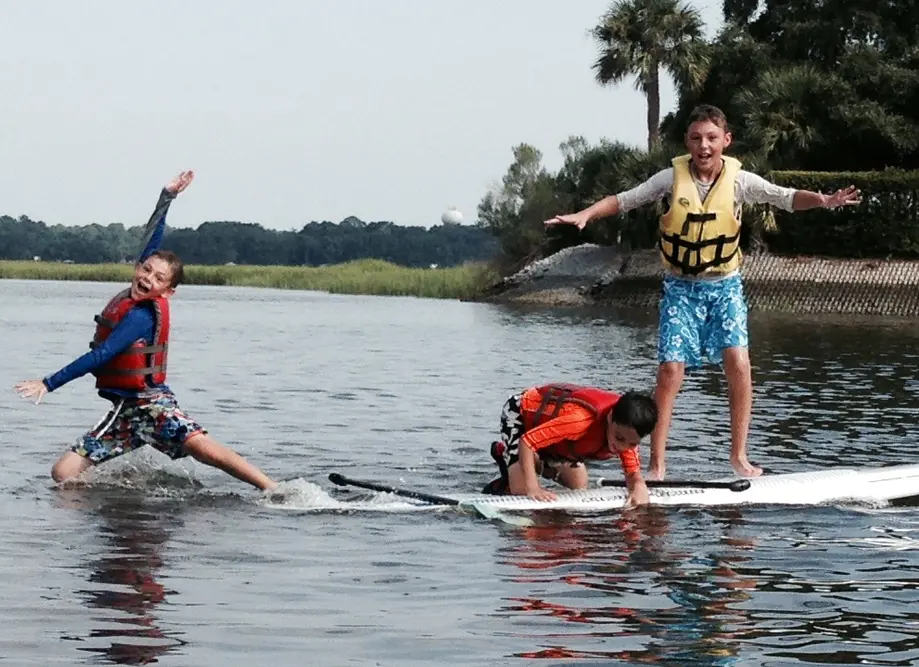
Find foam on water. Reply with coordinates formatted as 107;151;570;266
257;477;440;514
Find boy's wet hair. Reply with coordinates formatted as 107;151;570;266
147;250;185;288
686;104;729;132
611;391;658;438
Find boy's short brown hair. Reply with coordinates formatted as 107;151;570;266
148;250;185;288
686;105;730;132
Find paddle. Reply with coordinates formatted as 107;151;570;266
329;473;464;506
598;478;751;492
328;473;534;527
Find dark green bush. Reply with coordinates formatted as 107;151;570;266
760;169;919;257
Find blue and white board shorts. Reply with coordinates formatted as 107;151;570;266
658;273;748;368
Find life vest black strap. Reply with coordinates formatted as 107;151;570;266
96;364;166;377
132;344;167;354
533;385;573;424
89;342;167;353
685;212;717;222
659;230;740;276
681;212;717;235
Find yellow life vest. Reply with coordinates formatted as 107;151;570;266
658;154;742;277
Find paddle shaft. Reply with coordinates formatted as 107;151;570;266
599;478;751;492
328;473;460;506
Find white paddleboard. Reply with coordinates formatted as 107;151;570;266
449;465;919;513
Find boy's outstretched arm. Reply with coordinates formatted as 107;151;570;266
741;173;861;212
138;170;195;262
792;185;861;211
544;169;672;230
544;196;623;231
13;308;155;404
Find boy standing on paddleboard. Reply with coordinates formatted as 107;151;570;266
482;383;658;506
14;171;278;492
545;105;860;481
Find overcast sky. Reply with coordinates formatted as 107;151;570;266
0;0;724;230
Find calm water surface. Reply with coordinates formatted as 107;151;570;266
2;279;919;666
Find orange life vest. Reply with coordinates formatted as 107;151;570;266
521;383;621;462
90;288;170;391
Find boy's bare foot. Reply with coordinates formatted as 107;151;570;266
731;457;763;478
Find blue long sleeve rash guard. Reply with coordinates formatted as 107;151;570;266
43;188;176;397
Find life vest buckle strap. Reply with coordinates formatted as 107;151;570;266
685;212;717;223
533;385;572;424
659;231;741;276
680;212;717;236
133;344;168;354
97;365;165;377
546;387;570;420
660;230;739;252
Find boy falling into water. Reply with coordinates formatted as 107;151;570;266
545;105;860;480
14;171;278;491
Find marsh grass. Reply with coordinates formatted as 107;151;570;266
0;259;499;300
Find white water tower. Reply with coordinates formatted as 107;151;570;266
441;207;463;225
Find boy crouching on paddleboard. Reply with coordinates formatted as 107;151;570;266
482;383;658;506
14;171;278;492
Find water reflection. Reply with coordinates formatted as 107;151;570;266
495;509;757;665
494;505;919;665
55;489;186;664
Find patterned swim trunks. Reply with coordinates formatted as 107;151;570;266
72;391;207;464
493;393;582;471
658;273;749;368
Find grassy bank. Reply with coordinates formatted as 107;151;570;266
0;259;499;300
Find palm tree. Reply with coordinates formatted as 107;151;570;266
591;0;709;151
733;65;827;169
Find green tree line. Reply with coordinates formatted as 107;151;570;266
0;214;499;268
478;0;919;264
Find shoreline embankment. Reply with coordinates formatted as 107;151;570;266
478;245;919;317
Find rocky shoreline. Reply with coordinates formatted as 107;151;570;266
480;244;919;317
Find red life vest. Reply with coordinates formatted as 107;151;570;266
522;383;621;462
90;288;170;391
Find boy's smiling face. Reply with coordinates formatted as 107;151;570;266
606;415;641;454
685;119;732;174
130;256;175;301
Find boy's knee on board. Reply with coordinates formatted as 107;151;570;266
559;465;589;489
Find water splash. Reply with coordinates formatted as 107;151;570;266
257;477;441;514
